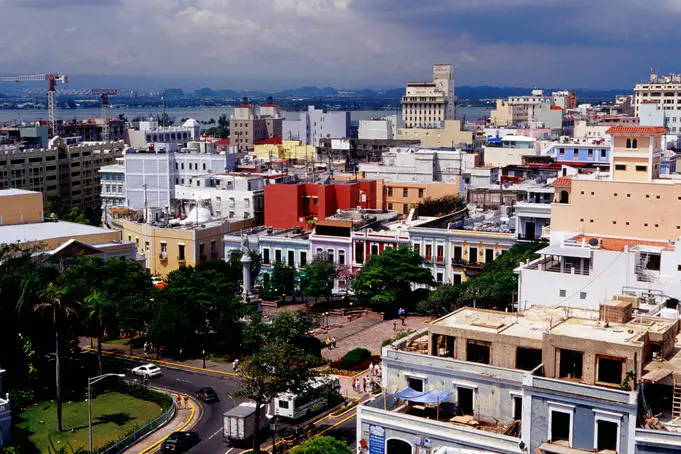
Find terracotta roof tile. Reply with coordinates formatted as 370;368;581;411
553;177;572;187
606;126;667;134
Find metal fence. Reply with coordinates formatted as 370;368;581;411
96;401;176;454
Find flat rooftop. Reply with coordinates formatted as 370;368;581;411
0;188;39;197
0;220;119;244
431;305;674;347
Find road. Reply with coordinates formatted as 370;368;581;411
102;354;358;453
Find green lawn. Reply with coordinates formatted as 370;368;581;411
15;391;163;452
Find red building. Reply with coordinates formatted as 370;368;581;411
264;181;378;229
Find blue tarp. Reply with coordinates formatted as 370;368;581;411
393;387;454;404
487;137;502;143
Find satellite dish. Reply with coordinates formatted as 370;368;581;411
589;238;599;247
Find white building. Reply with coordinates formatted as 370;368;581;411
483;136;539;167
174;174;265;224
127;117;201;151
123;147;236;211
402;64;456;129
99;163;126;210
358;116;397;140
634;72;681;117
282;105;350;146
359;146;475;184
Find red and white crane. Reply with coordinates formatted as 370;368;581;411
0;73;68;137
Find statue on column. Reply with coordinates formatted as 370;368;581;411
240;234;253;303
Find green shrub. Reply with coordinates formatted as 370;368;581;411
340;348;371;370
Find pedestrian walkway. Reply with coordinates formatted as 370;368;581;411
319;316;429;361
124;394;201;454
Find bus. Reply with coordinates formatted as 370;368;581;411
273;376;341;420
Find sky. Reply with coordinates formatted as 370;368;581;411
1;0;681;90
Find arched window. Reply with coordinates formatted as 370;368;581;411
632;138;638;149
626;138;632;149
387;438;413;454
559;190;570;204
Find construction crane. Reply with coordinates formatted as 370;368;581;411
0;73;68;136
22;87;120;141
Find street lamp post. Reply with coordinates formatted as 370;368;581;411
270;416;277;453
202;349;206;369
88;373;125;453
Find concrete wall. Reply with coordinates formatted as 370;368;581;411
0;190;43;225
397;120;474;147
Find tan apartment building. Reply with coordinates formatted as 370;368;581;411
375;180;462;215
550;126;680;241
633;72;681;117
229;104;283;152
397;119;474;147
0;188;134;257
0;139;124;210
111;213;253;278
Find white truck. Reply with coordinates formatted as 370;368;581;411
223;402;268;442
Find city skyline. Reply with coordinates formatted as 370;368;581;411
1;0;681;90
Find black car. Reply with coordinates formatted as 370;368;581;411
160;431;199;453
195;386;219;403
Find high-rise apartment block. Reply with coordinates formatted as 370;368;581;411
282;105;351;146
634;72;681;117
402;64;456;129
230;104;283;151
0;139;124;211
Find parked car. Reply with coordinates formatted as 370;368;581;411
160;431;199;453
131;363;162;378
196;386;219;403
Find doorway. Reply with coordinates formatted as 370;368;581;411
525;222;536;240
386;438;412;454
457;387;474;415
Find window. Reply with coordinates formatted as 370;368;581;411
388;203;393;210
355;243;364;264
587;149;593;158
403;188;408;197
550;410;572;443
408;377;424;392
413;243;420;255
615;164;626;171
457;387;474;415
436;272;443;283
559;349;583;379
453;246;462;262
178;244;185;261
597;356;624;385
387;187;393;197
288;250;295;266
370;244;379;256
436;245;444;263
580;292;587;300
299;251;307;267
425;244;432;262
316;248;323;259
516;347;542;371
263;248;270;265
596;419;619;452
453;273;462;285
203;163;206;170
418;188;424;198
600;150;607;159
466;340;490;364
636;165;647;172
327;249;334;262
632;138;638;148
211;240;216;257
469;247;478;264
626;138;632;149
403;204;409;215
278;400;289;409
485;248;494;263
275;249;282;264
338;250;345;265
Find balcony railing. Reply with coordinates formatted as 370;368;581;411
177;256;186;265
211;251;218;258
451;258;482;269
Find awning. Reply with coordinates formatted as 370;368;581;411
640;368;672;384
537;245;592;259
394;387;454;404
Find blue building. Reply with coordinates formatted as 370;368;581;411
545;141;610;166
357;303;681;454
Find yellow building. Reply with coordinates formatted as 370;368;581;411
551;125;680;242
111;211;253;278
397;120;474;147
377;180;462;215
0;188;134;257
253;140;316;162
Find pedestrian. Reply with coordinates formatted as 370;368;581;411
325;337;332;350
368;362;374;375
175;394;182;408
393;319;397;331
362;377;367;393
331;336;337;349
143;341;149;356
233;358;240;372
401;313;406;326
183;395;189;409
352;378;357;392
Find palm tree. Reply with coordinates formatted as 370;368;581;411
20;281;77;432
84;290;116;375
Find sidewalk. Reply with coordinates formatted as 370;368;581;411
79;337;239;377
124;394;201;454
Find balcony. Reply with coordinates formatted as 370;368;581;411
159;252;168;263
522;256;590;276
177;256;186;266
211;251;218;258
451;258;483;269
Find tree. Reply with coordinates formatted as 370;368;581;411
156;112;175;127
235;312;318;453
352;246;434;308
299;260;337;305
412;195;467;217
19;282;78;432
83;290;116;375
270;262;296;296
417;283;462;316
291;436;353;454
